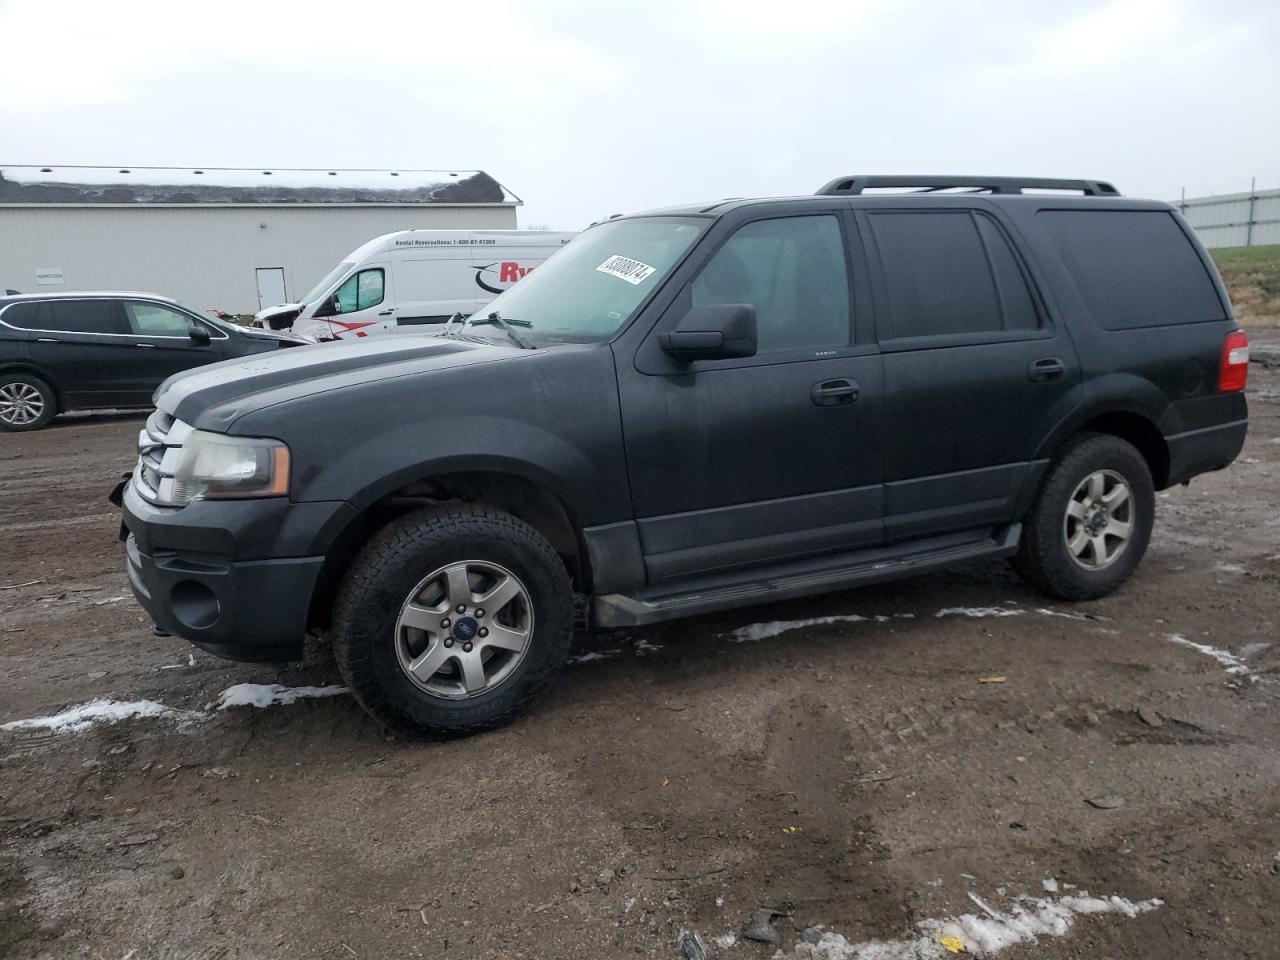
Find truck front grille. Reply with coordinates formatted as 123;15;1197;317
132;410;193;505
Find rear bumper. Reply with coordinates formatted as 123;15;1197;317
1164;416;1248;487
121;483;352;662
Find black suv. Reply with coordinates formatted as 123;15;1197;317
118;176;1249;735
0;292;306;430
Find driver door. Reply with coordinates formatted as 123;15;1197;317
616;207;885;585
324;266;394;339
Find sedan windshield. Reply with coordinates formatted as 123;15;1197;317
472;218;703;341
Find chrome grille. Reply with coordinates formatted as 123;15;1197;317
132;410;193;504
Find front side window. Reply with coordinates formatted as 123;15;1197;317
692;215;850;355
334;268;384;313
125;302;200;337
473;218;703;341
868;211;1038;340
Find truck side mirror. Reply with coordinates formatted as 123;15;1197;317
659;303;757;363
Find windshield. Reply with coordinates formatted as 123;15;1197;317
473;218;703;341
299;260;355;306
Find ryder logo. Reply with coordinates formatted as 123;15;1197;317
473;261;535;296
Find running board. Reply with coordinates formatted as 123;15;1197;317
592;524;1021;628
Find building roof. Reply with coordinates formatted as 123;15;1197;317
0;166;520;206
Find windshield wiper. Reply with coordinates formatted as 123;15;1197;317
466;312;536;349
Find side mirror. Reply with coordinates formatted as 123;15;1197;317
659;303;757;363
189;326;212;346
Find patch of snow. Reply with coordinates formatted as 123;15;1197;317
1213;562;1247;575
776;889;1162;959
91;595;129;605
214;683;348;709
1035;608;1090;621
730;614;872;643
634;638;663;656
1167;634;1255;679
568;649;621;664
1240;642;1273;658
712;932;737;949
1042;878;1059;893
1;698;201;734
934;607;1025;619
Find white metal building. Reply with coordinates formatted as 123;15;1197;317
0;166;522;312
1174;185;1280;249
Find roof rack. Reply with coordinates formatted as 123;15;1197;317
815;175;1121;197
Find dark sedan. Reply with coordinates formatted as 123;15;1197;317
0;292;308;431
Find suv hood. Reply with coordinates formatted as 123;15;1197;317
157;334;529;429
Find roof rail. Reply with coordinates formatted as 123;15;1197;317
816;175;1121;197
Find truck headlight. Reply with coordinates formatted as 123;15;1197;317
170;431;290;505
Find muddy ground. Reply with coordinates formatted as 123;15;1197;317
2;335;1279;960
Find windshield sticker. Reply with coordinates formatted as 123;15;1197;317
595;255;656;285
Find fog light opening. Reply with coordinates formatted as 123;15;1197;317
170;580;220;631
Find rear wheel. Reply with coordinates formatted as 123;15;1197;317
1011;432;1155;601
0;374;56;432
332;504;574;735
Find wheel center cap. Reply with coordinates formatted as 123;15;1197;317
452;616;479;641
1091;510;1106;528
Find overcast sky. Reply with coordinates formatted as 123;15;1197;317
2;0;1277;230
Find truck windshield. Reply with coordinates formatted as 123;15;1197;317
300;261;355;306
474;218;703;341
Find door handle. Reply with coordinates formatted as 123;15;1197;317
135;343;156;349
378;309;394;316
35;337;60;343
810;378;859;406
1028;357;1065;382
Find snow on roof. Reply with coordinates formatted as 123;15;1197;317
0;166;521;205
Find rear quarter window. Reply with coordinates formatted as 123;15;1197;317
1038;210;1226;329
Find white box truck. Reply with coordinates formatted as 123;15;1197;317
254;229;576;340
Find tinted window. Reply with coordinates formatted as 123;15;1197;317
869;211;1037;339
1039;210;1225;329
335;268;384;312
1;302;41;329
28;300;123;334
692;215;849;355
125;302;199;337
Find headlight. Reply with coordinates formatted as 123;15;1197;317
169;431;290;505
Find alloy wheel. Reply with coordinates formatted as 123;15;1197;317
0;382;45;426
1063;469;1134;571
394;560;534;699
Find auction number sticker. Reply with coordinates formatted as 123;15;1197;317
595;255;656;285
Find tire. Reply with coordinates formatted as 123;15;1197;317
1011;432;1155;601
332;504;574;736
0;373;56;432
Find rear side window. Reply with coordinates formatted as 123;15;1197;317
4;300;124;334
868;211;1038;340
1;302;41;329
692;214;850;355
1038;210;1225;329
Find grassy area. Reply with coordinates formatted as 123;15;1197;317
1211;244;1280;326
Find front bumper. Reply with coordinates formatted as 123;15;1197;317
122;483;354;663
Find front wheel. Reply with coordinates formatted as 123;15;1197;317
332;504;574;736
1011;432;1155;601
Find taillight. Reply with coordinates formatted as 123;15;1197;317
1218;330;1249;392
